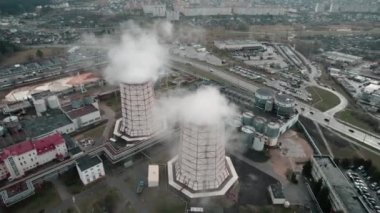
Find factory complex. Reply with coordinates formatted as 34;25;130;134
240;87;299;151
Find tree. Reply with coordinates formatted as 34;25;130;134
341;158;351;169
36;49;44;58
302;160;312;178
312;178;323;196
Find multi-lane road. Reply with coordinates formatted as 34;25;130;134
169;56;380;153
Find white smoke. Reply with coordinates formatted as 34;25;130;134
104;21;172;84
156;86;238;127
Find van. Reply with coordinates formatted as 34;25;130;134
110;138;117;143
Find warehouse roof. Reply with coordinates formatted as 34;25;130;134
21;109;72;138
76;155;102;171
31;90;53;100
64;104;98;120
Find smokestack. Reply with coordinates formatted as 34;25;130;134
120;81;157;138
175;122;229;191
166;87;239;198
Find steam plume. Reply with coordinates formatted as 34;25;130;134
104;21;171;84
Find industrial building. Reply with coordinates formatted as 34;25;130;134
114;81;159;141
0;133;68;181
322;51;362;65
143;4;166;17
311;155;367;213
148;164;159;187
168;122;238;198
360;84;380;111
239;87;299;150
214;40;265;51
20;91;102;139
76;155;105;185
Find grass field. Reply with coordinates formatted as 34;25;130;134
7;182;61;213
335;110;374;132
104;96;121;113
78;123;106;140
0;47;65;67
306;86;340;112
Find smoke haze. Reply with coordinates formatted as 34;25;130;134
156;86;238;127
104;21;171;84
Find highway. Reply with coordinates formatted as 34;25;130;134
169;56;380;153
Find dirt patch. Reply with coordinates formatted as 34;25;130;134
0;47;65;67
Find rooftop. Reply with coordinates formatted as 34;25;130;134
76;155;102;171
21;109;73;138
63;104;98;120
269;183;285;199
313;155;367;213
30;90;53;100
0;133;65;160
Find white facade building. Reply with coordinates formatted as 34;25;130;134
143;4;166;17
168;122;238;198
0;133;68;180
76;155;105;185
120;82;157;140
148;164;159;187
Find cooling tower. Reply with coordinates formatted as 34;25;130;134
168;122;238;198
120;81;157;138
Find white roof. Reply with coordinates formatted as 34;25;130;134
148;165;159;181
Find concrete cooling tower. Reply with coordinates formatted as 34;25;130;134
115;81;158;141
168;122;238;198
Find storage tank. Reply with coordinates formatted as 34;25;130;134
252;134;266;151
242;112;254;126
253;116;267;133
265;99;274;112
3;116;21;132
34;99;47;114
275;93;295;117
265;122;280;138
241;125;255;147
47;96;60;109
254;88;274;109
0;126;6;136
84;96;94;105
228;115;242;130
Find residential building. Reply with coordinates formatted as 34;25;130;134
0;133;68;181
76;155;105;185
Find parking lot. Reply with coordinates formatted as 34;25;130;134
346;166;380;212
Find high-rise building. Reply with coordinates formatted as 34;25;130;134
168;122;238;198
120;81;157;139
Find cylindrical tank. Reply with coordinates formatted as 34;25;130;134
229;115;242;130
253;116;267;133
34;99;47;114
84;96;94;105
252;134;265;151
71;99;83;109
3;116;21;132
275;93;295;117
47;96;60;109
265;122;280;138
255;88;274;109
265;99;273;112
0;126;6;136
242;112;254;126
241;125;255;147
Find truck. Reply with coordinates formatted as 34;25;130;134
136;180;145;194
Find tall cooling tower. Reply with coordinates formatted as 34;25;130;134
175;123;229;191
120;81;156;138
